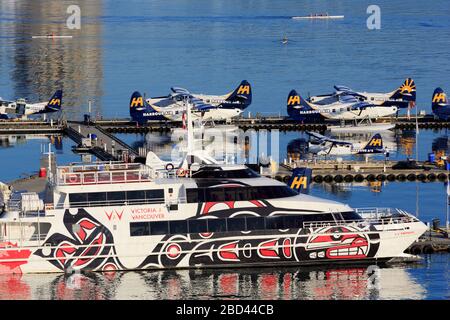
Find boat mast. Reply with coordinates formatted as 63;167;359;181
186;98;194;155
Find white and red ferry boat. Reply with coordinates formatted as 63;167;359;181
0;155;427;274
0;103;427;274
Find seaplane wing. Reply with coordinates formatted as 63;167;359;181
190;97;215;111
334;86;367;100
170;87;191;95
349;101;375;110
169;88;216;111
306;131;352;146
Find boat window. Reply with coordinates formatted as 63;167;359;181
186;189;199;203
341;211;363;221
87;192;107;203
169;220;188;234
130;213;342;237
303;213;334;223
205;188;225;202
226;217;246;231
282;215;303;229
186;186;298;203
107;191;126;203
127;190;146;201
188;219;208;233
192;168;259;179
69;193;87;205
245;216;265;231
224;188;235;201
130;222;150;236
87;192;107;206
150;221;169;235
266;216;285;230
207;218;227;232
235;188;248;201
146;189;164;201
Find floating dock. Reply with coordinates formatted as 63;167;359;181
406;229;450;254
275;161;450;184
0;120;63;134
1;114;450;134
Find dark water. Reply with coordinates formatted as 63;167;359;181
0;0;449;300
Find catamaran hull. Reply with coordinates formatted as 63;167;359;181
0;204;426;274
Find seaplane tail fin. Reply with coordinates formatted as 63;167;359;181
362;133;383;152
432;87;448;111
145;151;169;169
287;167;312;194
287;89;315;117
45;90;63;112
130;91;159;123
389;78;416;102
225;80;252;108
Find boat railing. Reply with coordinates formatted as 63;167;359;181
355;207;417;220
56;163;152;186
303;208;418;229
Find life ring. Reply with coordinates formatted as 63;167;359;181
67;174;79;184
176;168;186;177
165;163;174;171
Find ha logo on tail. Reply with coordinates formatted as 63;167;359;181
287;168;312;194
432;88;450;120
357;133;384;154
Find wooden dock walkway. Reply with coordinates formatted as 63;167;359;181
64;121;139;161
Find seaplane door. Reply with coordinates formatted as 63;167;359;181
15;102;26;115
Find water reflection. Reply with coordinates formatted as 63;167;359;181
0;134;63;150
0;264;426;300
1;0;103;118
130;126;249;163
286;130;398;161
397;130;416;158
